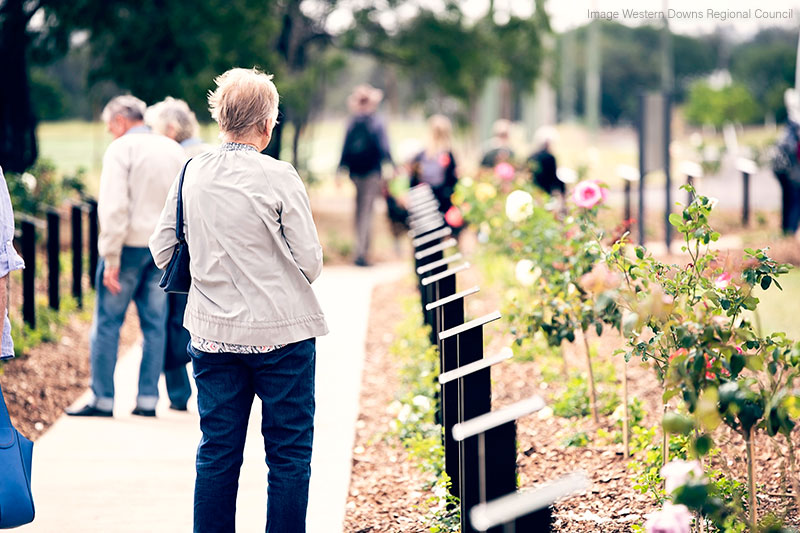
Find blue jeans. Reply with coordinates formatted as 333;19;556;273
89;247;167;411
164;293;192;408
189;338;316;533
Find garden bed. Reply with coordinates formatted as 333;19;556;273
345;271;800;532
1;289;141;441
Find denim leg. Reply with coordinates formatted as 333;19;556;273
164;365;192;408
248;339;316;533
132;258;167;410
191;346;254;533
88;257;139;410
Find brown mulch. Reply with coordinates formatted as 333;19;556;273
1;295;141;441
344;265;800;531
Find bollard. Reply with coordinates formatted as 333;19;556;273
736;158;757;227
87;199;99;289
469;472;589;532
452;396;547;533
421;263;469;342
71;204;83;307
426;285;480;498
46;211;60;311
439;311;502;533
20;220;36;328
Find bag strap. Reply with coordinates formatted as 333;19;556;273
175;158;192;243
0;382;12;429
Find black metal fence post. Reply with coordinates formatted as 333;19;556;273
87;199;99;288
71;204;83;307
452;396;548;533
426;286;480;500
46;210;60;311
20;220;36;328
439;311;502;533
742;171;750;226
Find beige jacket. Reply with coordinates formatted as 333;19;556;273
149;145;328;346
98;127;186;268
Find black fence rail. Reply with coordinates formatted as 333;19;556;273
407;183;587;532
14;200;99;328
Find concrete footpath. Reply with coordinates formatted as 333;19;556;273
18;263;407;533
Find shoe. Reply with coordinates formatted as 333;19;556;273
131;407;156;417
354;257;371;267
65;404;113;417
169;403;188;412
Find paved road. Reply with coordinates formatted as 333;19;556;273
18;263;407;533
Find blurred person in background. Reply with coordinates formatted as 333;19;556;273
772;89;800;235
145;97;213;411
338;84;394;267
150;67;327;533
408;114;461;232
528;126;564;197
479;118;515;168
67;95;185;418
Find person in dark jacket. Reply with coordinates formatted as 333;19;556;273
338;84;393;266
528;127;564;197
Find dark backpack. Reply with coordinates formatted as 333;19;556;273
343;118;382;175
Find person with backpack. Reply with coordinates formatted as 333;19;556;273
338;84;394;266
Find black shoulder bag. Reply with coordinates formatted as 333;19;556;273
158;159;192;294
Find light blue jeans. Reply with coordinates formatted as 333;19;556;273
89;247;167;411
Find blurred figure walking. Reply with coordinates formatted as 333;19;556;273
66;95;185;418
773;89;800;235
528;126;564;197
480;119;515;168
408;115;461;231
146;97;213;411
338;84;393;266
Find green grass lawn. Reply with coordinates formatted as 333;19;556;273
752;268;800;340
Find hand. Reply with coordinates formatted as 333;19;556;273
103;266;122;295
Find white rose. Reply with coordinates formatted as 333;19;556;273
505;190;534;222
515;259;540;287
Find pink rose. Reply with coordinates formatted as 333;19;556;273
572;180;606;208
714;272;732;289
661;460;703;495
494;162;515;182
444;206;464;228
645;503;692;533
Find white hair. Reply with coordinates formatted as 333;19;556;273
208;67;279;138
101;95;146;123
145;97;200;143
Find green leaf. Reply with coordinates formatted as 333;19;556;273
635;246;645;260
693;434;713;456
760;276;772;290
662;412;694;435
668;213;683;228
730;352;745;376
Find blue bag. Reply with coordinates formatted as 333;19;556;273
0;381;35;529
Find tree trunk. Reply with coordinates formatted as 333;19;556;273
264;115;284;160
291;119;302;169
0;0;38;172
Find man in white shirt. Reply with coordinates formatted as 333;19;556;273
67;95;186;417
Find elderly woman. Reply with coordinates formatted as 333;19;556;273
145;97;213;412
149;68;328;532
